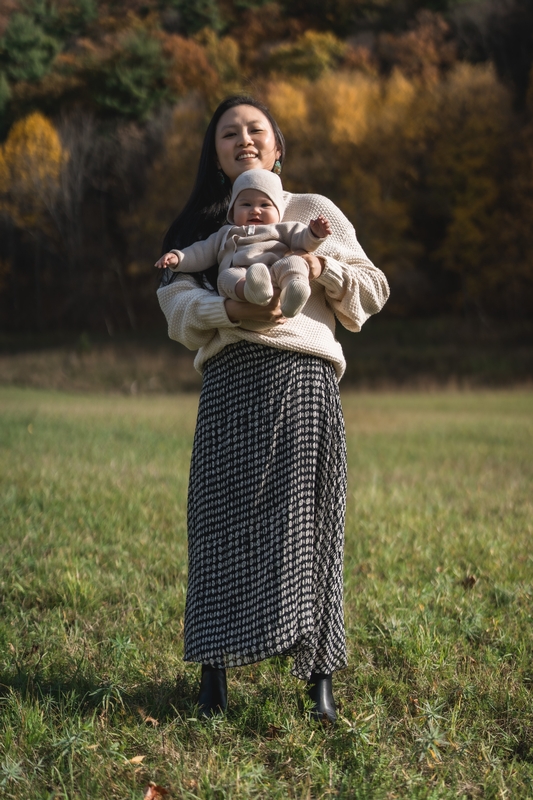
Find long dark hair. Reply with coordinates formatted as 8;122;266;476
159;95;286;289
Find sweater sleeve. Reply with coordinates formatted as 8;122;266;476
287;194;390;332
157;273;240;350
287;223;326;254
168;227;229;273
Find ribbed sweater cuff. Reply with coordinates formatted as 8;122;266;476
314;257;344;296
199;295;241;329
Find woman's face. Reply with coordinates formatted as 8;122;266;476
215;105;281;184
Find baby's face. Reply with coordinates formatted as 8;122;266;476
232;189;280;227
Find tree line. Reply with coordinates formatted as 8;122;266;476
0;0;532;333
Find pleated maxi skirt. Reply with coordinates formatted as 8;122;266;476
184;341;347;680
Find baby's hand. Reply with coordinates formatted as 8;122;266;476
154;252;179;269
310;215;332;239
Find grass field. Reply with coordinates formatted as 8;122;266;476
1;387;532;799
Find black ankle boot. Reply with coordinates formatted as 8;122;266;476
307;672;336;724
197;665;227;718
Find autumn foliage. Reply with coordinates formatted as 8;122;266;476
0;0;532;332
0;111;67;231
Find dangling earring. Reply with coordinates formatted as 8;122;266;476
273;159;282;176
217;169;226;185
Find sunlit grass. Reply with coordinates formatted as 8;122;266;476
1;387;532;799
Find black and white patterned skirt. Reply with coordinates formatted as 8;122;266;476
185;341;347;680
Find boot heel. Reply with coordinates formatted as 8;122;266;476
307;672;336;725
197;665;227;718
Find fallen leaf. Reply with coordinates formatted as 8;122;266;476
129;755;146;764
462;575;477;589
144;783;170;799
137;708;160;727
266;723;281;740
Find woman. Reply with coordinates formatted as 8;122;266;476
157;96;389;723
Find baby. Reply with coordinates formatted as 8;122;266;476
155;170;331;318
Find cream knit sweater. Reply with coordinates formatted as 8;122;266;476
157;192;390;381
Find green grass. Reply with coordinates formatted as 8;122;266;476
1;387;532;799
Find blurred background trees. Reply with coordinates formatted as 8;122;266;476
0;0;532;335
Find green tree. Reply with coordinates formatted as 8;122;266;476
89;30;170;121
166;0;223;35
231;0;271;9
0;13;61;83
31;0;98;38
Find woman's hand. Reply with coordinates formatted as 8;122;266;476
225;288;286;325
290;250;325;281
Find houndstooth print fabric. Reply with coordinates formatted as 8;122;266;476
184;341;348;680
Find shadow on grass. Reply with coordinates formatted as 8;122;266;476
0;666;199;722
0;658;316;735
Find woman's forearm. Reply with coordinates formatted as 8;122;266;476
158;277;238;349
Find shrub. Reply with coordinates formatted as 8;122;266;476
0;12;61;83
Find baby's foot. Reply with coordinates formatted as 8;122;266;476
244;263;274;306
280;280;311;317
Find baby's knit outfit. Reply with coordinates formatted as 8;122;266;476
168;171;325;319
158;191;390;380
169;221;325;321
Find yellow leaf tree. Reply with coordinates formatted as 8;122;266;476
0;112;69;327
0;111;68;236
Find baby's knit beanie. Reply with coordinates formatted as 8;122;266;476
227;170;286;224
